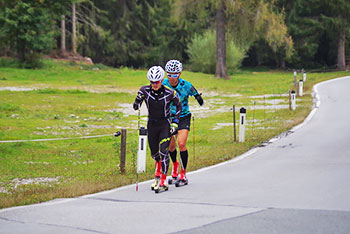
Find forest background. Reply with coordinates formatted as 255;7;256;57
0;0;349;73
1;0;350;207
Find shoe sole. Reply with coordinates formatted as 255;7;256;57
175;180;188;187
168;177;178;185
155;187;168;193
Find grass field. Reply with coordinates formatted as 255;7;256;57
0;58;349;208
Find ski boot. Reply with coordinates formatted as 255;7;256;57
155;173;168;193
175;169;188;187
151;161;161;191
168;161;179;185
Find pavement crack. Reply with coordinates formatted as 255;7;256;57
82;197;261;209
169;208;271;234
0;216;107;234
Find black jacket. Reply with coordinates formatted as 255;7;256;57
133;85;182;123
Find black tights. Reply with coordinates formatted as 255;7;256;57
147;119;170;174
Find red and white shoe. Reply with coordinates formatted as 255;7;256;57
168;161;179;185
151;161;161;190
155;160;161;178
171;161;179;179
179;169;187;182
175;169;188;187
155;173;168;193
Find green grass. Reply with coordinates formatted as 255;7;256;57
0;58;349;208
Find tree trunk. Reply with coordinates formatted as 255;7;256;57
280;57;286;69
60;15;66;56
278;55;286;69
72;3;77;54
215;0;229;79
337;28;346;69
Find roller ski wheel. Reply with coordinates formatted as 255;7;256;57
168;177;178;185
155;184;168;193
175;179;188;187
151;177;160;191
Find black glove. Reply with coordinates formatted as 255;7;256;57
133;102;139;111
170;119;179;135
195;94;204;106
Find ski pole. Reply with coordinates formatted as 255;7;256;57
137;107;141;130
192;115;195;160
136;106;140;191
136;172;138;191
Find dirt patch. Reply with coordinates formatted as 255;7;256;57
0;87;36;91
12;177;62;189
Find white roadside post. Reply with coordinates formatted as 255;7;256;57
136;127;147;191
137;127;147;173
291;90;296;110
299;79;304;97
294;71;297;87
303;72;307;82
239;107;247;142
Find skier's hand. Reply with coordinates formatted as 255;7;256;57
133;102;139;111
195;94;204;106
170;122;178;135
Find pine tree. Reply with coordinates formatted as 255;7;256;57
319;0;350;69
173;0;292;78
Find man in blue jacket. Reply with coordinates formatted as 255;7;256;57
163;60;204;185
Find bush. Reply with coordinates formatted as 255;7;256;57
0;55;43;69
187;30;246;74
0;57;21;68
20;53;44;69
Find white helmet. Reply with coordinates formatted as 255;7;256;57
165;60;182;73
147;66;165;82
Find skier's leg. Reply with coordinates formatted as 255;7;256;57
169;136;177;154
177;129;189;152
168;135;179;182
148;122;161;190
169;149;179;178
159;137;171;176
177;129;189;182
157;123;171;189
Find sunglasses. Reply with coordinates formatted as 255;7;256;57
150;80;162;85
167;73;179;78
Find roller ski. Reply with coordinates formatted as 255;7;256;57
155;174;168;193
151;177;160;191
151;161;161;191
168;161;179;185
175;169;188;187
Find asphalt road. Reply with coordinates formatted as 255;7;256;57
1;76;350;234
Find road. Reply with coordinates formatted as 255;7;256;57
1;76;350;234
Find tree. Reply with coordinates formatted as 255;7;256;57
215;0;228;78
72;2;77;54
275;0;350;69
0;1;55;66
81;0;195;67
319;0;350;69
0;0;72;66
174;0;292;78
187;30;246;73
61;15;67;55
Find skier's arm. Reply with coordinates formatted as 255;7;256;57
172;90;182;123
190;85;204;106
133;89;144;110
